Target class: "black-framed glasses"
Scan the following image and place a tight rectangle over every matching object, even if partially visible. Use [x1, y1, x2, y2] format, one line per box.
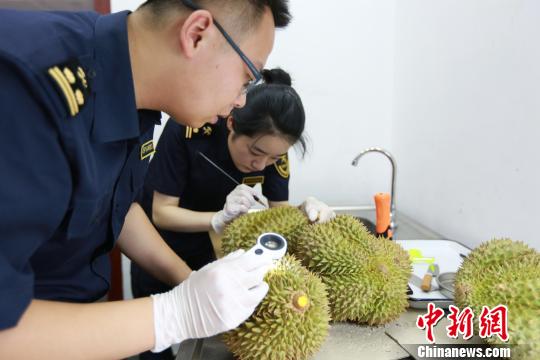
[180, 0, 264, 94]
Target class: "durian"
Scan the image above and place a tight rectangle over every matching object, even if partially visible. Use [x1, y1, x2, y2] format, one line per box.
[296, 215, 412, 325]
[223, 254, 330, 360]
[454, 238, 540, 359]
[222, 206, 309, 254]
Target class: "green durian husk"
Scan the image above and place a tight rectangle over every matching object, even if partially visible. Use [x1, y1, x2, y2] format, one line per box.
[223, 255, 331, 360]
[296, 215, 412, 325]
[455, 238, 536, 304]
[455, 238, 540, 360]
[294, 215, 372, 275]
[222, 206, 309, 254]
[508, 306, 540, 360]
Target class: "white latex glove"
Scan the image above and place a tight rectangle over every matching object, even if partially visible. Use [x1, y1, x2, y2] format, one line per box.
[300, 196, 336, 223]
[211, 184, 257, 234]
[151, 249, 271, 352]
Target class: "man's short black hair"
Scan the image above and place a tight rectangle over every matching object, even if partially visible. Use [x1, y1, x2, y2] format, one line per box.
[139, 0, 291, 31]
[250, 0, 291, 28]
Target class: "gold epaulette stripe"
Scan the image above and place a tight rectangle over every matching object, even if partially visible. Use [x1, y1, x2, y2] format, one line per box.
[48, 66, 79, 116]
[242, 176, 265, 186]
[185, 126, 193, 138]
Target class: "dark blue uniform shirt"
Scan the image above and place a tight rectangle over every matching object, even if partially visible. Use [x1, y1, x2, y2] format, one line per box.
[0, 9, 160, 329]
[131, 119, 289, 295]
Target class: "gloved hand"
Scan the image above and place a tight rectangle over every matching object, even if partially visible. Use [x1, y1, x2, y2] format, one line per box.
[151, 249, 271, 352]
[299, 196, 336, 223]
[211, 184, 257, 234]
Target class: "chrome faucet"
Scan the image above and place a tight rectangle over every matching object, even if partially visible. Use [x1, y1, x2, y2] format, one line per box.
[351, 147, 397, 230]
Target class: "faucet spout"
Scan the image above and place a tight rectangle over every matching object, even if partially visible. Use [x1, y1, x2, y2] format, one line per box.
[351, 147, 397, 230]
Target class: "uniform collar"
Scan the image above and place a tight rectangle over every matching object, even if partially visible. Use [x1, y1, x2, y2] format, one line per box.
[215, 119, 234, 164]
[92, 11, 160, 142]
[215, 120, 260, 179]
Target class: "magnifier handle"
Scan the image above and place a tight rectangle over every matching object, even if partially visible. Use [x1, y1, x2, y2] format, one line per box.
[245, 244, 278, 262]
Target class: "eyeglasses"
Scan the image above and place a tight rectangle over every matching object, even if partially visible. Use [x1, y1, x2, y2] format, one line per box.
[180, 0, 264, 94]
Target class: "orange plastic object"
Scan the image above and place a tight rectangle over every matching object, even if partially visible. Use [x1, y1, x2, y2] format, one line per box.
[375, 192, 392, 238]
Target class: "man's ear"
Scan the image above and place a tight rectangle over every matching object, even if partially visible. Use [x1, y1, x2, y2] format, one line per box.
[178, 10, 213, 58]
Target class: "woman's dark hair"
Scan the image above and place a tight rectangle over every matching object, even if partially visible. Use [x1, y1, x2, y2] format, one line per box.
[230, 68, 307, 157]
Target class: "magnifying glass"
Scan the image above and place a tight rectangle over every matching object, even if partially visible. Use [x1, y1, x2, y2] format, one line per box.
[246, 232, 288, 261]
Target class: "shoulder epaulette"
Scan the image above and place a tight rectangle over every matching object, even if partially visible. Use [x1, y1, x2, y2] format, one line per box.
[274, 154, 290, 178]
[46, 60, 89, 117]
[242, 176, 265, 186]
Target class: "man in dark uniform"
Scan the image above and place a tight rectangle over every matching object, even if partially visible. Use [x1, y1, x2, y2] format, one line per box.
[0, 0, 291, 358]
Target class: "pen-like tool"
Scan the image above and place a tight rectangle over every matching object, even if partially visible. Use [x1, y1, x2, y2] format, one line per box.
[198, 151, 268, 208]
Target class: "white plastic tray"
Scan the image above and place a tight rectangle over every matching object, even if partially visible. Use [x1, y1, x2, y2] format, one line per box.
[395, 239, 471, 308]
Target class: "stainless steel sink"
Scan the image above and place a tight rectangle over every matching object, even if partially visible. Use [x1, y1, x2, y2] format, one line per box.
[331, 206, 443, 240]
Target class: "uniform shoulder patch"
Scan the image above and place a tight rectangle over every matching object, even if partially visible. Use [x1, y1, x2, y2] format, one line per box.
[185, 125, 214, 139]
[242, 176, 265, 186]
[274, 154, 290, 178]
[140, 140, 155, 160]
[46, 60, 90, 117]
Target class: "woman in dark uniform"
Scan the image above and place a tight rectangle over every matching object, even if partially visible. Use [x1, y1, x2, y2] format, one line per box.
[131, 69, 334, 359]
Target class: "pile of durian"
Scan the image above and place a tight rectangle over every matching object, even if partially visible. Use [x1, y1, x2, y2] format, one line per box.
[221, 206, 412, 360]
[221, 207, 538, 360]
[454, 238, 540, 360]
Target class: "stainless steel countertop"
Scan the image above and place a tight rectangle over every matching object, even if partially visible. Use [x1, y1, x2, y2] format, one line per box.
[176, 209, 446, 360]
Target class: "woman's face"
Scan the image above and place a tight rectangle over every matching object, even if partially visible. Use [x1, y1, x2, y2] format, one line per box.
[227, 117, 292, 173]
